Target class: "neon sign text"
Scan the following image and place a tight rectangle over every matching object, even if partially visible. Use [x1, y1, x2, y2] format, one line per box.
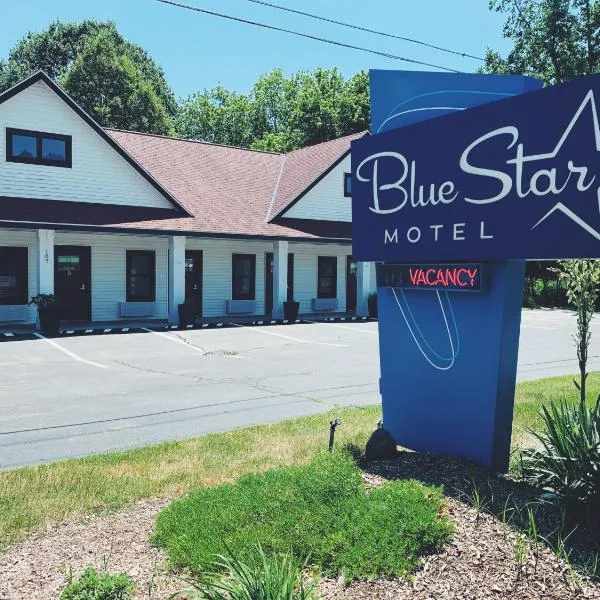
[377, 264, 483, 292]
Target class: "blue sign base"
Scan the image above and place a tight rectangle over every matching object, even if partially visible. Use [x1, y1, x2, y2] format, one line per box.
[377, 260, 525, 472]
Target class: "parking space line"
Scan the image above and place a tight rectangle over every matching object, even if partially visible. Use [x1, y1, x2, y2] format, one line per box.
[141, 328, 242, 358]
[33, 333, 107, 369]
[231, 323, 347, 347]
[303, 319, 378, 335]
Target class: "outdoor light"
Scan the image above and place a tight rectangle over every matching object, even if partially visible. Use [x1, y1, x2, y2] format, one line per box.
[328, 417, 341, 451]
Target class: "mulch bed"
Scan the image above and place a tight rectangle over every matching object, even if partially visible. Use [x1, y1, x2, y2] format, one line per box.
[1, 451, 599, 599]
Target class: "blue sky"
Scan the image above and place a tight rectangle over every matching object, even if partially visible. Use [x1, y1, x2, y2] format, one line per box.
[0, 0, 512, 99]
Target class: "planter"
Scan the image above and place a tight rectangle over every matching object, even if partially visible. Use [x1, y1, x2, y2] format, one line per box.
[283, 300, 300, 322]
[178, 303, 195, 327]
[38, 306, 61, 336]
[368, 295, 378, 319]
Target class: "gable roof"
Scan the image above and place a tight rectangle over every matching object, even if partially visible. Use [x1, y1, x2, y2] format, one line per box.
[0, 71, 365, 241]
[107, 129, 362, 240]
[268, 131, 366, 221]
[0, 70, 191, 217]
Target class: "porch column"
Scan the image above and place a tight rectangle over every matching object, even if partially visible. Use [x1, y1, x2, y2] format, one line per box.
[168, 235, 186, 324]
[37, 229, 55, 295]
[272, 240, 289, 319]
[356, 261, 372, 316]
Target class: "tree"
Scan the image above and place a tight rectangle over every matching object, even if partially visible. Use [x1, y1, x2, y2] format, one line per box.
[176, 67, 369, 151]
[485, 0, 600, 84]
[0, 20, 176, 134]
[61, 28, 174, 135]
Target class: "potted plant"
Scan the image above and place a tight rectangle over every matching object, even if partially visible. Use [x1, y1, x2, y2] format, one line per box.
[178, 297, 195, 327]
[368, 292, 378, 319]
[283, 299, 300, 321]
[29, 294, 60, 335]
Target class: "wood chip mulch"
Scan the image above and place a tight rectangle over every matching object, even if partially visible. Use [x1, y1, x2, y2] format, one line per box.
[1, 451, 599, 599]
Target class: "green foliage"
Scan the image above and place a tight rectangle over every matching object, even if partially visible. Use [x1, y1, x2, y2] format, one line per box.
[176, 67, 369, 151]
[60, 567, 134, 600]
[522, 396, 600, 523]
[61, 28, 173, 135]
[154, 451, 452, 580]
[485, 0, 600, 84]
[0, 20, 175, 133]
[173, 545, 316, 600]
[551, 260, 600, 402]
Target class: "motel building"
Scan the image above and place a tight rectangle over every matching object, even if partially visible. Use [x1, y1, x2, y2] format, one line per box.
[0, 71, 377, 330]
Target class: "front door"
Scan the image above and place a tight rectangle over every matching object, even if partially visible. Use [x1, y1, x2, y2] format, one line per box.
[185, 250, 203, 318]
[265, 252, 273, 315]
[346, 256, 357, 313]
[54, 246, 91, 321]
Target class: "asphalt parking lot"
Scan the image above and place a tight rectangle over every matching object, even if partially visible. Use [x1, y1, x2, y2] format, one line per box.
[1, 310, 599, 469]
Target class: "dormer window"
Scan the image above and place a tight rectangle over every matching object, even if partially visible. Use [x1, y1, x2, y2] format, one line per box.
[6, 128, 72, 168]
[344, 172, 352, 197]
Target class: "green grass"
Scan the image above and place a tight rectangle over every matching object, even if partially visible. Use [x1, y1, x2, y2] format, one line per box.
[1, 372, 599, 549]
[153, 451, 453, 580]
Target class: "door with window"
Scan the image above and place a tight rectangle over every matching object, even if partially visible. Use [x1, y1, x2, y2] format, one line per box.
[185, 250, 203, 318]
[54, 246, 91, 321]
[346, 256, 357, 313]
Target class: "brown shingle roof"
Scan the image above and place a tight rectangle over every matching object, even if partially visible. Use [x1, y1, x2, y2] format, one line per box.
[268, 131, 365, 220]
[106, 129, 364, 240]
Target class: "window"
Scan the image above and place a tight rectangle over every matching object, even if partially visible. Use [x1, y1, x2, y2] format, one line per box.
[126, 251, 155, 302]
[6, 128, 72, 168]
[232, 254, 256, 300]
[344, 172, 352, 197]
[0, 247, 28, 305]
[318, 256, 337, 299]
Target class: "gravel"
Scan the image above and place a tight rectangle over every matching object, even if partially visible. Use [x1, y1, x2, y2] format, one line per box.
[1, 451, 599, 600]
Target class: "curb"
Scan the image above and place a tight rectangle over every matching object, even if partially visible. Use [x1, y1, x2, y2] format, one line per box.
[1, 316, 375, 340]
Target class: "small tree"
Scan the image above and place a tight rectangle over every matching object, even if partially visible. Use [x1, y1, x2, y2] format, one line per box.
[551, 259, 600, 404]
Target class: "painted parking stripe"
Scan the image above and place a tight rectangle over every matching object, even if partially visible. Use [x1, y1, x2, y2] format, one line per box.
[141, 328, 242, 358]
[231, 323, 347, 347]
[303, 319, 378, 335]
[33, 333, 107, 369]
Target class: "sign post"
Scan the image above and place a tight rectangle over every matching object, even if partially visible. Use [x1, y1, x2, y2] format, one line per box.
[349, 70, 600, 471]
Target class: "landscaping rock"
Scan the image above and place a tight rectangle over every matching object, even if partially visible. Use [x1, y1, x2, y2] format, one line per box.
[365, 427, 397, 460]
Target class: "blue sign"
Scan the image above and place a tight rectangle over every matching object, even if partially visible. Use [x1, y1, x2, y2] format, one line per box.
[353, 74, 600, 261]
[359, 70, 545, 472]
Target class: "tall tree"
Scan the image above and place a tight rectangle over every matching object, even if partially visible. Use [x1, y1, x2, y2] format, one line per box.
[485, 0, 600, 84]
[176, 67, 369, 152]
[0, 20, 176, 134]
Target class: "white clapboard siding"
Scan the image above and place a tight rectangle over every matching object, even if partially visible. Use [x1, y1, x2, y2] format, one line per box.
[54, 231, 169, 321]
[282, 155, 351, 222]
[0, 81, 172, 210]
[186, 238, 272, 317]
[0, 228, 37, 323]
[289, 243, 351, 314]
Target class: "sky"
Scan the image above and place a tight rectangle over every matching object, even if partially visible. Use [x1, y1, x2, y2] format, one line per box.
[0, 0, 513, 99]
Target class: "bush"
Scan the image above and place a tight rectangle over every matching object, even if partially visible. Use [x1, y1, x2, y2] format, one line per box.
[175, 545, 317, 600]
[522, 396, 600, 527]
[154, 451, 452, 580]
[60, 567, 134, 600]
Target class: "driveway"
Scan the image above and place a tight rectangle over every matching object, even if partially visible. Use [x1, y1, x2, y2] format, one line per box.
[0, 310, 598, 469]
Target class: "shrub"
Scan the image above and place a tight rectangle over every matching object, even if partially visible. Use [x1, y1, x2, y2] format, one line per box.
[522, 396, 600, 527]
[154, 451, 452, 580]
[60, 567, 134, 600]
[175, 545, 317, 600]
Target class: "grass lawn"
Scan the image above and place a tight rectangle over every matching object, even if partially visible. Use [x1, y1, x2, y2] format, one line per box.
[154, 451, 453, 580]
[1, 372, 599, 549]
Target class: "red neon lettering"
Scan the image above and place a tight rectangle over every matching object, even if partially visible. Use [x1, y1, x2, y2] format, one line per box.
[409, 269, 419, 285]
[456, 268, 470, 287]
[426, 269, 437, 285]
[467, 268, 478, 287]
[446, 268, 457, 286]
[416, 270, 427, 285]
